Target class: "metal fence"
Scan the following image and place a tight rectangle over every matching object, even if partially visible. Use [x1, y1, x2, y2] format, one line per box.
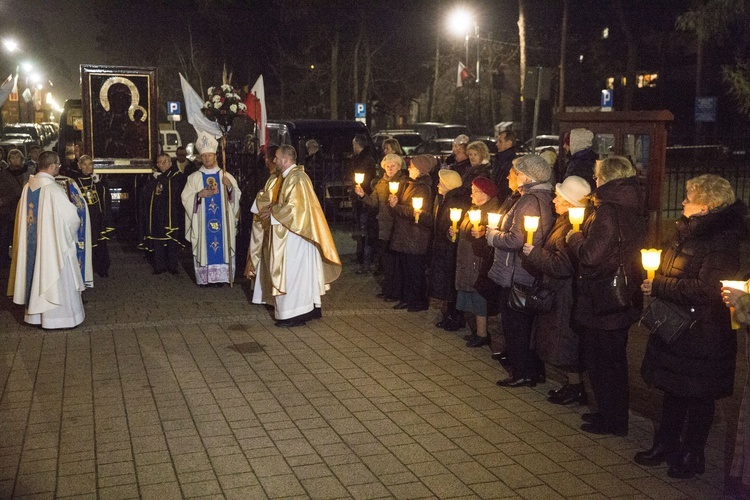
[662, 145, 750, 219]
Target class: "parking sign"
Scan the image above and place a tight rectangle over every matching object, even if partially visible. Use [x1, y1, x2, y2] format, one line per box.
[601, 90, 613, 111]
[167, 101, 181, 115]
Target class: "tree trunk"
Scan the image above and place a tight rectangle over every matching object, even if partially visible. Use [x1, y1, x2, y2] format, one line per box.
[558, 0, 569, 114]
[518, 0, 527, 139]
[430, 34, 440, 121]
[330, 31, 339, 120]
[361, 33, 371, 103]
[353, 33, 361, 105]
[614, 0, 637, 111]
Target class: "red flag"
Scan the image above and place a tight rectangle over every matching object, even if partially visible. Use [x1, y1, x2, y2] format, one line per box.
[9, 74, 18, 102]
[457, 62, 473, 88]
[244, 75, 267, 151]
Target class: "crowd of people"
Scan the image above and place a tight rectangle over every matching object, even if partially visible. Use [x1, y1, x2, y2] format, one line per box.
[1, 126, 748, 489]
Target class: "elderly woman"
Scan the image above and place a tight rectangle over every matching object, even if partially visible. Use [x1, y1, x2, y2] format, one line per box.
[566, 156, 646, 436]
[452, 177, 502, 347]
[447, 134, 471, 177]
[462, 140, 493, 186]
[355, 153, 407, 301]
[723, 282, 750, 494]
[388, 155, 434, 312]
[430, 169, 471, 330]
[636, 175, 745, 478]
[522, 175, 591, 405]
[486, 154, 555, 387]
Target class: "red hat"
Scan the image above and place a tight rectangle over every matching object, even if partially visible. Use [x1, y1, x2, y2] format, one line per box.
[472, 176, 498, 198]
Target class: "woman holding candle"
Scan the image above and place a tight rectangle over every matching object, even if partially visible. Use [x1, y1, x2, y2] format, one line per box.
[355, 154, 407, 301]
[388, 155, 435, 312]
[565, 156, 645, 436]
[521, 176, 591, 404]
[462, 141, 494, 187]
[485, 155, 555, 387]
[637, 174, 745, 478]
[453, 177, 502, 346]
[722, 281, 750, 494]
[429, 169, 472, 330]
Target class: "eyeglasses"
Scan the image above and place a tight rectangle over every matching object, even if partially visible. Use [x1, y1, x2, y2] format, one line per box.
[592, 175, 599, 181]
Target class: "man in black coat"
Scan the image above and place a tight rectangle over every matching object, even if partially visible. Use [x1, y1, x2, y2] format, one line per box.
[491, 129, 517, 203]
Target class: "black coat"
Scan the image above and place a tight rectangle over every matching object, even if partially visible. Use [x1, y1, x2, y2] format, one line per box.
[389, 174, 434, 255]
[567, 177, 647, 330]
[429, 186, 472, 301]
[641, 201, 746, 399]
[491, 146, 517, 202]
[70, 172, 114, 244]
[564, 148, 597, 190]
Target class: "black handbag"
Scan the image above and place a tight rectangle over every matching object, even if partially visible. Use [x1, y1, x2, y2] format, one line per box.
[639, 298, 696, 344]
[508, 281, 554, 314]
[588, 211, 632, 316]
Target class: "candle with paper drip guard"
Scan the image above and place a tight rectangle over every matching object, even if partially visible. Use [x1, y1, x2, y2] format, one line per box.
[487, 212, 501, 229]
[524, 216, 539, 245]
[389, 181, 399, 195]
[449, 208, 462, 242]
[641, 248, 662, 280]
[468, 210, 482, 231]
[568, 207, 585, 232]
[412, 197, 423, 223]
[721, 280, 747, 330]
[354, 172, 365, 188]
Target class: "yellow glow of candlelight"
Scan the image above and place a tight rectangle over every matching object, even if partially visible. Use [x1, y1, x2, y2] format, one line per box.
[354, 172, 365, 186]
[412, 197, 423, 211]
[449, 208, 462, 223]
[524, 215, 539, 245]
[721, 280, 747, 330]
[641, 248, 662, 280]
[568, 207, 585, 232]
[389, 181, 399, 195]
[487, 212, 501, 229]
[468, 209, 482, 229]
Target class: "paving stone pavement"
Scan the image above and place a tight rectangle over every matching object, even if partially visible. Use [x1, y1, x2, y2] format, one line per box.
[0, 240, 745, 499]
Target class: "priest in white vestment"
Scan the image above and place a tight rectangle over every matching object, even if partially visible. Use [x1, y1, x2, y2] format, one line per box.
[7, 151, 88, 329]
[253, 145, 341, 327]
[181, 132, 241, 286]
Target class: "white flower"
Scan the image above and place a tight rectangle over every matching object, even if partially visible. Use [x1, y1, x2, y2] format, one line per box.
[208, 86, 215, 94]
[204, 101, 212, 107]
[222, 84, 232, 92]
[230, 104, 237, 113]
[238, 103, 247, 111]
[214, 100, 222, 109]
[212, 95, 221, 103]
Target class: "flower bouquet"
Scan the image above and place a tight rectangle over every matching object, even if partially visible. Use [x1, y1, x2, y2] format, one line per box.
[202, 84, 247, 133]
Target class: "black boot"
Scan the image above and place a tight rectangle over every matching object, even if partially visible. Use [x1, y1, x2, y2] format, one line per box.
[634, 442, 678, 467]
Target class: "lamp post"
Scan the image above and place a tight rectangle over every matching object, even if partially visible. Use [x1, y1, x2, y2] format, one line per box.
[448, 8, 478, 125]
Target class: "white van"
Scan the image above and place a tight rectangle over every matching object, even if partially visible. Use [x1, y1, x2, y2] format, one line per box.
[159, 129, 182, 157]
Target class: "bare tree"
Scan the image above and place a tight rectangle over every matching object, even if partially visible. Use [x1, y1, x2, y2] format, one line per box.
[330, 31, 340, 119]
[614, 0, 637, 110]
[557, 0, 569, 114]
[518, 0, 527, 138]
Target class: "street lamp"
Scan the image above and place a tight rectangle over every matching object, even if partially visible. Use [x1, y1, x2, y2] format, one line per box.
[2, 39, 18, 53]
[447, 8, 478, 84]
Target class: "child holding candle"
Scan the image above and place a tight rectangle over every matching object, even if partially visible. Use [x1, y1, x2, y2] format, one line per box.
[388, 155, 435, 312]
[453, 177, 501, 347]
[485, 155, 555, 387]
[429, 169, 471, 330]
[637, 174, 746, 478]
[520, 175, 591, 405]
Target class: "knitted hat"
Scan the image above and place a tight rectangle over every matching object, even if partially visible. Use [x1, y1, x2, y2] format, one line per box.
[196, 131, 219, 154]
[514, 154, 552, 183]
[410, 155, 434, 175]
[555, 175, 591, 207]
[540, 149, 557, 167]
[438, 169, 462, 191]
[453, 134, 470, 145]
[569, 128, 594, 155]
[472, 176, 498, 198]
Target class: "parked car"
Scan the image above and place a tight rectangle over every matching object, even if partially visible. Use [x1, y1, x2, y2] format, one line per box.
[411, 122, 471, 142]
[372, 129, 422, 155]
[3, 123, 43, 146]
[471, 136, 499, 155]
[522, 134, 559, 154]
[0, 135, 35, 159]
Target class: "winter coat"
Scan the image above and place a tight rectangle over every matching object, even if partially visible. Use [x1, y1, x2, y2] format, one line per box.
[429, 186, 472, 301]
[491, 146, 517, 202]
[449, 158, 471, 178]
[461, 162, 493, 189]
[641, 201, 746, 399]
[361, 170, 406, 241]
[567, 176, 647, 330]
[389, 174, 434, 255]
[487, 182, 555, 288]
[0, 166, 28, 216]
[524, 209, 591, 367]
[454, 197, 502, 293]
[564, 148, 597, 190]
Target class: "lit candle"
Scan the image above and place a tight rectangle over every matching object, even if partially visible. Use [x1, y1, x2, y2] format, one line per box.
[487, 212, 501, 229]
[721, 280, 747, 330]
[389, 181, 399, 195]
[468, 209, 482, 231]
[640, 248, 662, 280]
[412, 197, 423, 223]
[449, 208, 462, 242]
[354, 172, 365, 188]
[568, 207, 585, 232]
[524, 216, 539, 245]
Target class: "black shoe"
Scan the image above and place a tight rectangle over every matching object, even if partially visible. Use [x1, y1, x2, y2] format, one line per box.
[304, 307, 322, 320]
[274, 318, 307, 327]
[581, 412, 604, 424]
[376, 292, 386, 299]
[393, 302, 409, 310]
[384, 297, 397, 303]
[547, 383, 585, 405]
[435, 319, 448, 329]
[466, 335, 490, 348]
[496, 377, 536, 388]
[443, 318, 465, 331]
[580, 422, 628, 437]
[667, 451, 705, 479]
[634, 443, 678, 467]
[491, 351, 508, 361]
[464, 333, 478, 342]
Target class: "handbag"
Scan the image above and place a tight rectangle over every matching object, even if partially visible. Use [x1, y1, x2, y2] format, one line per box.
[639, 298, 696, 344]
[587, 211, 632, 316]
[508, 281, 554, 314]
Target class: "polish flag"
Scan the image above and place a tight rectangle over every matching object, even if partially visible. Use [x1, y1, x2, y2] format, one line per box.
[245, 75, 267, 152]
[457, 62, 472, 88]
[9, 74, 18, 102]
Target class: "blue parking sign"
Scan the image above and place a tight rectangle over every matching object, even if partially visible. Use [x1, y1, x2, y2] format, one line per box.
[355, 103, 366, 118]
[167, 101, 181, 115]
[601, 90, 613, 111]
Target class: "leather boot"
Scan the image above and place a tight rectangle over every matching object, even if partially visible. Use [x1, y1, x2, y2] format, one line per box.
[634, 443, 678, 466]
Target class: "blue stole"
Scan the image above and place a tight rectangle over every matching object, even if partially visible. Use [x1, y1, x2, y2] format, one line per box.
[68, 183, 87, 281]
[202, 172, 224, 265]
[25, 188, 41, 307]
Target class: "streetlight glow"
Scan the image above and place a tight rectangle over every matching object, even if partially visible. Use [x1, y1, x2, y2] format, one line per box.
[447, 7, 473, 36]
[3, 39, 18, 52]
[21, 61, 33, 72]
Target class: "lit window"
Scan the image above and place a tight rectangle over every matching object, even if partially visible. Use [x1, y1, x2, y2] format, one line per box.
[606, 77, 614, 90]
[621, 76, 627, 86]
[579, 54, 584, 63]
[602, 27, 609, 39]
[636, 72, 658, 88]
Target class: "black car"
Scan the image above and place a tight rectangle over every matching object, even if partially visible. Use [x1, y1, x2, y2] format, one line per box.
[3, 123, 42, 146]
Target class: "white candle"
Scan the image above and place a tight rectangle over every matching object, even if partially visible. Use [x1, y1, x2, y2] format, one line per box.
[524, 216, 539, 244]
